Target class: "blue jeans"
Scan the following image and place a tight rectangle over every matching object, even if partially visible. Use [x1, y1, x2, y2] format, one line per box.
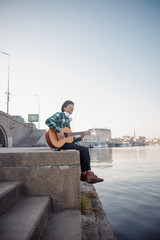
[60, 143, 91, 172]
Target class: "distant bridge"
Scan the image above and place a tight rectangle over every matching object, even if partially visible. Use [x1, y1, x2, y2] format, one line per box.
[0, 110, 47, 147]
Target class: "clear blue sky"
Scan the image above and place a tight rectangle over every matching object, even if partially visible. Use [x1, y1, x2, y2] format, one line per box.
[0, 0, 160, 138]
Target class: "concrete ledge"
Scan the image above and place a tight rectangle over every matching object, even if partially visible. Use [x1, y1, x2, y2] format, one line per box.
[0, 149, 80, 210]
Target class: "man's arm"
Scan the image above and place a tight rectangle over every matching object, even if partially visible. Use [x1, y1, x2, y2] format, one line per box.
[73, 132, 86, 143]
[45, 112, 62, 133]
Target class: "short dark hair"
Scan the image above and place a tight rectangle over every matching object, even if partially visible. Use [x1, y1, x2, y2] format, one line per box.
[61, 100, 74, 112]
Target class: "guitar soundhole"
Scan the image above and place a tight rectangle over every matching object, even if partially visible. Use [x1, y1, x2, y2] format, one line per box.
[64, 132, 68, 138]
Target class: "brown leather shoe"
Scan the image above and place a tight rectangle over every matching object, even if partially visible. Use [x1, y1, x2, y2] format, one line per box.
[81, 173, 87, 181]
[85, 171, 104, 184]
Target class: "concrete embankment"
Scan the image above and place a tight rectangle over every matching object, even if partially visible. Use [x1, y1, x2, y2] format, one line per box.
[81, 182, 116, 240]
[0, 148, 115, 240]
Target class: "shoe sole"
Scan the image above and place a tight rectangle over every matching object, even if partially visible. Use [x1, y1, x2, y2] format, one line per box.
[86, 178, 104, 184]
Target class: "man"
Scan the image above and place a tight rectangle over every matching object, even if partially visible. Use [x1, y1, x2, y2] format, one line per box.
[45, 100, 104, 184]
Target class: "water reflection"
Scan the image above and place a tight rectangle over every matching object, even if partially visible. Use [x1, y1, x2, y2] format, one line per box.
[89, 148, 113, 167]
[90, 146, 160, 240]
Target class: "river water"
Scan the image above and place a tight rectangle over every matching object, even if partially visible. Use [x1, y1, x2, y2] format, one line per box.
[90, 145, 160, 240]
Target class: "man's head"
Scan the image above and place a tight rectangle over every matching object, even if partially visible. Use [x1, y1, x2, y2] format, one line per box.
[61, 100, 74, 114]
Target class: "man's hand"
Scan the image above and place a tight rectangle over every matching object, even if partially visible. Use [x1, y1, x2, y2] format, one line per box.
[57, 131, 64, 140]
[81, 132, 86, 139]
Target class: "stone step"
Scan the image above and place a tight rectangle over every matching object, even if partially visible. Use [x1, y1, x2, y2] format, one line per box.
[0, 181, 23, 216]
[0, 196, 52, 240]
[41, 210, 81, 240]
[17, 130, 46, 147]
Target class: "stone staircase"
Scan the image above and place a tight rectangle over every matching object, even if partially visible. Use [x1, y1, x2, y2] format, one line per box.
[17, 130, 47, 147]
[0, 181, 81, 240]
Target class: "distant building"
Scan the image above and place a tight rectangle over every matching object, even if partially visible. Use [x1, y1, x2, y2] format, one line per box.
[136, 136, 146, 144]
[84, 128, 111, 143]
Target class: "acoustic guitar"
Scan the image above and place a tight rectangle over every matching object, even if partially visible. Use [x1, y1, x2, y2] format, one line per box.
[45, 127, 90, 148]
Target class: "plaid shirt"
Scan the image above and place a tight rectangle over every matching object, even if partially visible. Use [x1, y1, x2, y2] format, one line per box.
[45, 112, 81, 142]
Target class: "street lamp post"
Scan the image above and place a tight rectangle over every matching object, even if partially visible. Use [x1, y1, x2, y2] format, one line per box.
[35, 94, 40, 129]
[0, 50, 11, 114]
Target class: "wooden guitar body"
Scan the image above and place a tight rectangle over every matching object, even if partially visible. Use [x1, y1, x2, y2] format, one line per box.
[45, 127, 90, 149]
[45, 127, 74, 148]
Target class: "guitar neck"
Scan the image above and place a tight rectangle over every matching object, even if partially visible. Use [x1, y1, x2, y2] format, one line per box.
[68, 131, 87, 137]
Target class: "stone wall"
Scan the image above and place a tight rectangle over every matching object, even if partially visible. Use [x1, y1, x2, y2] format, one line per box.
[0, 110, 35, 147]
[0, 149, 80, 210]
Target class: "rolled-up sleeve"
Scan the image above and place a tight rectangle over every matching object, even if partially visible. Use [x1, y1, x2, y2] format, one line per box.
[73, 136, 82, 143]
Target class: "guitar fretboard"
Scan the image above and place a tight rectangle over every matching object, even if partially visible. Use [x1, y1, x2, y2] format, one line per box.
[67, 131, 89, 137]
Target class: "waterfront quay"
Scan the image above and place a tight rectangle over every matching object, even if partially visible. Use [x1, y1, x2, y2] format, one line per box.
[82, 129, 160, 148]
